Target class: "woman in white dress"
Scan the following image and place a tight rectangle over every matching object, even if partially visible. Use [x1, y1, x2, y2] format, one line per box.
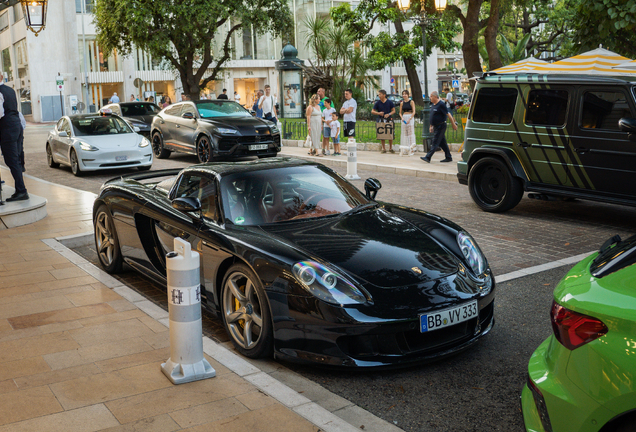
[306, 95, 323, 156]
[399, 90, 417, 156]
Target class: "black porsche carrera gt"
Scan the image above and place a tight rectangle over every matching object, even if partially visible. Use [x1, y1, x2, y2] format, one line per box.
[93, 158, 494, 367]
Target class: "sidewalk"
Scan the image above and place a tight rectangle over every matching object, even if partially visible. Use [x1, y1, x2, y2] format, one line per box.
[0, 167, 401, 432]
[279, 144, 460, 181]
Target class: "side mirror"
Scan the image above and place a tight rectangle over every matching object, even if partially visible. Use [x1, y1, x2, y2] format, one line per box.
[364, 178, 382, 200]
[133, 126, 140, 132]
[618, 117, 636, 134]
[172, 197, 201, 213]
[59, 130, 68, 137]
[182, 112, 195, 120]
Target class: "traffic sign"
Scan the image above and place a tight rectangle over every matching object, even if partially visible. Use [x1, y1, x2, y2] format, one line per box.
[390, 76, 395, 85]
[452, 79, 460, 88]
[56, 78, 64, 92]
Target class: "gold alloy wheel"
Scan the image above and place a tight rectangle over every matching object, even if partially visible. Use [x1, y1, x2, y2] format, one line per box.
[95, 210, 116, 266]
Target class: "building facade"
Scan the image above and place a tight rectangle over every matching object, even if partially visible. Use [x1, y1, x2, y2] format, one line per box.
[0, 0, 465, 122]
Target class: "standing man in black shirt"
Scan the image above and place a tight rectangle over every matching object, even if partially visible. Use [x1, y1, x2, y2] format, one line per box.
[217, 89, 229, 99]
[0, 82, 28, 201]
[421, 91, 457, 163]
[371, 90, 396, 154]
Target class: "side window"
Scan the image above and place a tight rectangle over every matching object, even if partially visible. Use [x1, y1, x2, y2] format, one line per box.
[581, 91, 631, 130]
[165, 104, 183, 117]
[175, 174, 219, 221]
[182, 103, 196, 117]
[472, 88, 518, 124]
[61, 119, 71, 135]
[525, 90, 569, 127]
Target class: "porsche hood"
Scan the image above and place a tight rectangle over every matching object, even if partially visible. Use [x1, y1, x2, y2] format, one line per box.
[260, 206, 461, 288]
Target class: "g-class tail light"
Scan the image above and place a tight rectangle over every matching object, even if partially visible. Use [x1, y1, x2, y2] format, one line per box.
[550, 301, 608, 350]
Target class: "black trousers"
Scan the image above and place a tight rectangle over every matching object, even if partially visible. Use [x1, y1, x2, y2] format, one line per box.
[424, 122, 452, 160]
[0, 132, 27, 194]
[18, 128, 24, 168]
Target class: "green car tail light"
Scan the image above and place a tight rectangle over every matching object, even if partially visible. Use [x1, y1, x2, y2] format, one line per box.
[527, 375, 553, 432]
[550, 301, 608, 350]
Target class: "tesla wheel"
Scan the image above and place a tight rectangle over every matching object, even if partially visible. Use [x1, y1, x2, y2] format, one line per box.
[94, 204, 123, 274]
[152, 132, 171, 159]
[70, 149, 83, 176]
[221, 263, 273, 358]
[468, 157, 523, 213]
[46, 143, 59, 168]
[196, 136, 214, 163]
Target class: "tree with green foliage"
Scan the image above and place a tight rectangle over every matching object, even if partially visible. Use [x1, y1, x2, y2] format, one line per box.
[299, 17, 377, 108]
[93, 0, 293, 100]
[331, 0, 460, 106]
[563, 0, 636, 57]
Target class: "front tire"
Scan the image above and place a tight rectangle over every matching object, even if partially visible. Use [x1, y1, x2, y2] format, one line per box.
[70, 149, 83, 176]
[46, 143, 60, 168]
[152, 132, 171, 159]
[468, 157, 523, 213]
[93, 204, 123, 274]
[221, 263, 273, 358]
[196, 135, 214, 163]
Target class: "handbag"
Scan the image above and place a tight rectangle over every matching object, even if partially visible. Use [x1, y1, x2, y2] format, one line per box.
[304, 135, 312, 148]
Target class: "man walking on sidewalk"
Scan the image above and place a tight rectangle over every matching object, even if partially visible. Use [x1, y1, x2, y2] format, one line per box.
[421, 91, 457, 163]
[0, 82, 28, 201]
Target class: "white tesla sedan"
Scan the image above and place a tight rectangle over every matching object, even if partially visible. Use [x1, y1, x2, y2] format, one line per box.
[46, 113, 153, 176]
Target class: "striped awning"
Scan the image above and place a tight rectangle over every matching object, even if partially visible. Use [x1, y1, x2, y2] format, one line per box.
[491, 58, 548, 74]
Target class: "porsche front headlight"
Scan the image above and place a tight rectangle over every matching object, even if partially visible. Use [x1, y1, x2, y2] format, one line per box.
[457, 231, 486, 276]
[292, 261, 371, 305]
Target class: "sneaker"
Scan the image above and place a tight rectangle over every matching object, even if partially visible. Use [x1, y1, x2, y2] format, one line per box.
[389, 149, 395, 154]
[440, 158, 453, 163]
[420, 157, 431, 163]
[325, 151, 331, 156]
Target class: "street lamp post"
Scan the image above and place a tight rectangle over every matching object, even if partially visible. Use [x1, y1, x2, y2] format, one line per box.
[397, 0, 447, 149]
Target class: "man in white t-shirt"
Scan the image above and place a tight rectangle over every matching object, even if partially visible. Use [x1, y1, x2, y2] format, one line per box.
[258, 85, 277, 121]
[234, 91, 241, 103]
[339, 88, 357, 137]
[321, 98, 336, 155]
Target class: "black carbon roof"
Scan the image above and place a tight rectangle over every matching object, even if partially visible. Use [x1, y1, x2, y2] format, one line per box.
[180, 157, 318, 177]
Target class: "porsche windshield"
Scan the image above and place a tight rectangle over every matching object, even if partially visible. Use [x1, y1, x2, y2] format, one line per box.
[71, 116, 133, 136]
[196, 101, 251, 118]
[220, 165, 370, 225]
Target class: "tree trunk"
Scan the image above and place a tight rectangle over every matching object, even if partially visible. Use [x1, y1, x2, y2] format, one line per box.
[484, 0, 502, 70]
[460, 0, 484, 90]
[394, 18, 424, 106]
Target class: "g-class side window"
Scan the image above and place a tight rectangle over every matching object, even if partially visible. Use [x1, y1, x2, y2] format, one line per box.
[581, 91, 631, 130]
[525, 90, 569, 127]
[471, 88, 517, 124]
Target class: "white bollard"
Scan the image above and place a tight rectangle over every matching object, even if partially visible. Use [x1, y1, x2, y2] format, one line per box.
[161, 237, 216, 385]
[345, 138, 361, 180]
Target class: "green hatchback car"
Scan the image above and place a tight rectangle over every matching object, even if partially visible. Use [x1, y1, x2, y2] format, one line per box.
[522, 234, 636, 432]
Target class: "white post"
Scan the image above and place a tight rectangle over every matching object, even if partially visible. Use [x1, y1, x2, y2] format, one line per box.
[161, 238, 216, 385]
[345, 138, 360, 180]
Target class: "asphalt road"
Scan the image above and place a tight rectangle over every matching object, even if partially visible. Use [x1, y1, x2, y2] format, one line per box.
[17, 125, 636, 431]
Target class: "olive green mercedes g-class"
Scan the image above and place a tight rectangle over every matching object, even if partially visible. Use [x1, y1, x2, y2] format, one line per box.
[458, 74, 636, 212]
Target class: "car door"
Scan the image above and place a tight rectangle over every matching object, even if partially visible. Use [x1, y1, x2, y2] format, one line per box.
[160, 104, 183, 146]
[57, 118, 73, 163]
[50, 118, 66, 158]
[515, 87, 573, 187]
[569, 86, 636, 198]
[173, 103, 199, 151]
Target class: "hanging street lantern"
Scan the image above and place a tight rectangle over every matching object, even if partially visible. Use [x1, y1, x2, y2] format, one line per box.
[435, 0, 447, 12]
[20, 0, 48, 36]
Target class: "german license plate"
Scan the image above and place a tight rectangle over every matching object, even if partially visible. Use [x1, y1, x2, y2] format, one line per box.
[420, 300, 478, 333]
[249, 144, 268, 151]
[115, 155, 127, 161]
